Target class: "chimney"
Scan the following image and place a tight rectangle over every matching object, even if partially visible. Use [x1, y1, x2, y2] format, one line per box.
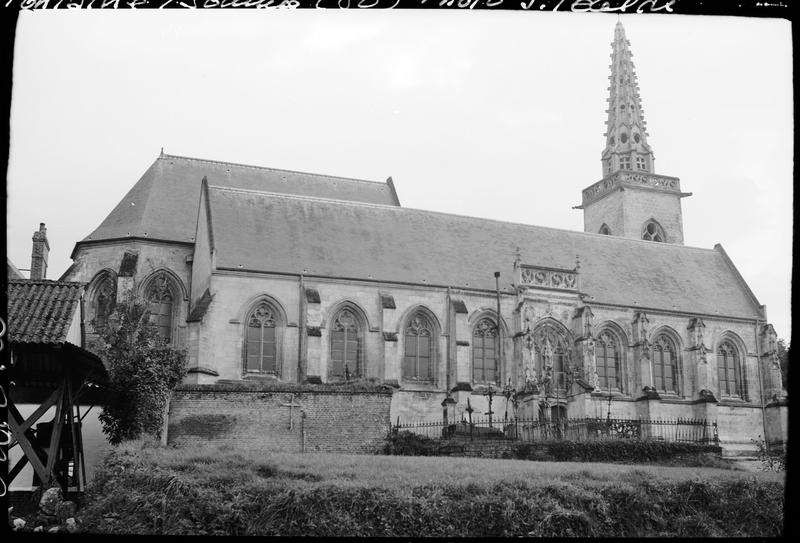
[30, 222, 49, 280]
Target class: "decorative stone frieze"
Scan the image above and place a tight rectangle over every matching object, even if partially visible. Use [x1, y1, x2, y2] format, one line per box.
[518, 265, 578, 291]
[581, 170, 682, 207]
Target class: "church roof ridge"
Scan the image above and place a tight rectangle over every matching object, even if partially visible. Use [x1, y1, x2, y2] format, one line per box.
[160, 152, 389, 187]
[207, 183, 719, 254]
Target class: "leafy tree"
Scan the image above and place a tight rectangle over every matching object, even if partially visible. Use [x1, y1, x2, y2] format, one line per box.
[777, 339, 789, 391]
[96, 293, 187, 445]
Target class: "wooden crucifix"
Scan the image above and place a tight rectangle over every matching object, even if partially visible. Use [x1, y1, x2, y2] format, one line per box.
[280, 393, 303, 430]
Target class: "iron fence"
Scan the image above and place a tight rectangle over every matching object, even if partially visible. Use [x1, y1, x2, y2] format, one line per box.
[393, 415, 718, 445]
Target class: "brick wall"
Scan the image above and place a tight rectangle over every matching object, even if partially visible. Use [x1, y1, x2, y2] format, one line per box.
[167, 387, 393, 454]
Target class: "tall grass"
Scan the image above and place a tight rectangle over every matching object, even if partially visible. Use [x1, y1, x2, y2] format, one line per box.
[76, 440, 784, 536]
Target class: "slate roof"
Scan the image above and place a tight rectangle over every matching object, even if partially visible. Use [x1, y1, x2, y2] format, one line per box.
[205, 186, 764, 321]
[77, 153, 399, 250]
[7, 280, 84, 344]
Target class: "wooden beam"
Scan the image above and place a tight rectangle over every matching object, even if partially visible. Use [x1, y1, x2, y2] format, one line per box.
[45, 378, 67, 484]
[7, 401, 51, 485]
[8, 455, 30, 484]
[17, 386, 62, 433]
[66, 377, 82, 490]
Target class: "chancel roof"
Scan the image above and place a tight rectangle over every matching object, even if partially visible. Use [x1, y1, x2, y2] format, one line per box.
[205, 186, 764, 321]
[7, 280, 84, 344]
[78, 153, 399, 248]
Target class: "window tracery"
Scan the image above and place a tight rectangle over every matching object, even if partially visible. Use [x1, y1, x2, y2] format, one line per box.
[330, 308, 362, 380]
[642, 220, 665, 242]
[145, 272, 175, 342]
[93, 274, 116, 330]
[596, 330, 622, 392]
[245, 302, 278, 375]
[599, 224, 611, 235]
[718, 341, 743, 399]
[652, 334, 679, 394]
[472, 317, 498, 384]
[403, 313, 434, 382]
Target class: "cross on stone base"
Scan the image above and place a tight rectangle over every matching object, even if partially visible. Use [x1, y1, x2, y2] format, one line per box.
[280, 393, 303, 430]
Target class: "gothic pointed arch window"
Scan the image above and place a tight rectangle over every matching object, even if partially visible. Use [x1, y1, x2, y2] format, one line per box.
[245, 301, 279, 375]
[403, 312, 435, 382]
[718, 341, 744, 399]
[144, 272, 176, 342]
[642, 220, 665, 242]
[596, 330, 623, 392]
[330, 308, 362, 380]
[652, 334, 679, 395]
[472, 317, 498, 384]
[91, 273, 116, 331]
[533, 322, 570, 392]
[599, 224, 612, 235]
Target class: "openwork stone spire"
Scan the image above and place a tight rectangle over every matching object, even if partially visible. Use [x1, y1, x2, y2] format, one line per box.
[601, 21, 654, 176]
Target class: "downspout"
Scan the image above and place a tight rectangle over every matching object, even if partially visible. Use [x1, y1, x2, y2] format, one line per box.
[753, 319, 769, 453]
[445, 286, 452, 392]
[79, 291, 87, 349]
[299, 274, 306, 382]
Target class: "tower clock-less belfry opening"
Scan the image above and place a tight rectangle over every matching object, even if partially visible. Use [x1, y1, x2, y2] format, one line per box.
[60, 21, 787, 454]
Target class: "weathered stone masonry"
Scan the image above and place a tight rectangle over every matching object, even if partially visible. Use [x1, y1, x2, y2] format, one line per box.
[167, 386, 393, 454]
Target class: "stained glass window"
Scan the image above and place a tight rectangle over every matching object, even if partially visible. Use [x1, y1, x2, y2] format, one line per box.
[245, 302, 277, 374]
[472, 318, 498, 384]
[403, 313, 433, 381]
[718, 341, 741, 398]
[330, 308, 361, 380]
[653, 335, 678, 394]
[145, 273, 174, 342]
[596, 330, 622, 392]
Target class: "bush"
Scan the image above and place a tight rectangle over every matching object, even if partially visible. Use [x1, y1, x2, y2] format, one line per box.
[382, 431, 442, 456]
[752, 436, 786, 472]
[96, 294, 188, 444]
[517, 440, 723, 464]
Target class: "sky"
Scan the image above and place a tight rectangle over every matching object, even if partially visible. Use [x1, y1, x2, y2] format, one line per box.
[5, 10, 793, 340]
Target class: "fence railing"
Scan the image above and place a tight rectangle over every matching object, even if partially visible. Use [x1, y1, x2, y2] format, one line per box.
[393, 416, 718, 445]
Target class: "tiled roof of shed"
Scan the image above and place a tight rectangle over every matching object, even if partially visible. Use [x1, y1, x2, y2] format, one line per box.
[7, 280, 84, 344]
[78, 154, 399, 247]
[206, 186, 764, 321]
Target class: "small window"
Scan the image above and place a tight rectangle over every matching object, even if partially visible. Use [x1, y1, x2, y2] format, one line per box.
[636, 156, 646, 170]
[642, 220, 665, 242]
[619, 156, 631, 170]
[620, 133, 629, 144]
[634, 133, 641, 143]
[599, 224, 611, 235]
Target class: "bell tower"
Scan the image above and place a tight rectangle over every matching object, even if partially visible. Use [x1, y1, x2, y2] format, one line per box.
[576, 21, 690, 245]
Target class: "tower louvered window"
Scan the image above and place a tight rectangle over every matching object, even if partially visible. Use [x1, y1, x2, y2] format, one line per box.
[245, 303, 277, 374]
[472, 318, 498, 384]
[403, 313, 434, 382]
[330, 308, 361, 380]
[653, 335, 679, 395]
[642, 221, 665, 242]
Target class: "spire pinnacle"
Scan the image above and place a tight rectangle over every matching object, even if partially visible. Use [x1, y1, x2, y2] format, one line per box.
[601, 21, 654, 177]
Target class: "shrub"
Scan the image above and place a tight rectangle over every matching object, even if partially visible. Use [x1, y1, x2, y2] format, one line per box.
[96, 294, 188, 444]
[752, 436, 786, 472]
[382, 431, 442, 456]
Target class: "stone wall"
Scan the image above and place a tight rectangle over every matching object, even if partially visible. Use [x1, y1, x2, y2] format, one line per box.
[166, 387, 393, 454]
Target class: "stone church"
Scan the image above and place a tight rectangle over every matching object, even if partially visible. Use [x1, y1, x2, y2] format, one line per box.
[59, 22, 787, 450]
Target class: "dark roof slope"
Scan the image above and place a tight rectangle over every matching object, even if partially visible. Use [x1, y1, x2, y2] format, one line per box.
[206, 186, 763, 320]
[78, 153, 399, 247]
[7, 280, 84, 344]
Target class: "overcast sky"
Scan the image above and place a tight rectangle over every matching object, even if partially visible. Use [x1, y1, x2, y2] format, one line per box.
[6, 10, 793, 340]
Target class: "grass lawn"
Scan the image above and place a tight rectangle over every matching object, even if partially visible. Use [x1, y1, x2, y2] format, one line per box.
[71, 440, 784, 537]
